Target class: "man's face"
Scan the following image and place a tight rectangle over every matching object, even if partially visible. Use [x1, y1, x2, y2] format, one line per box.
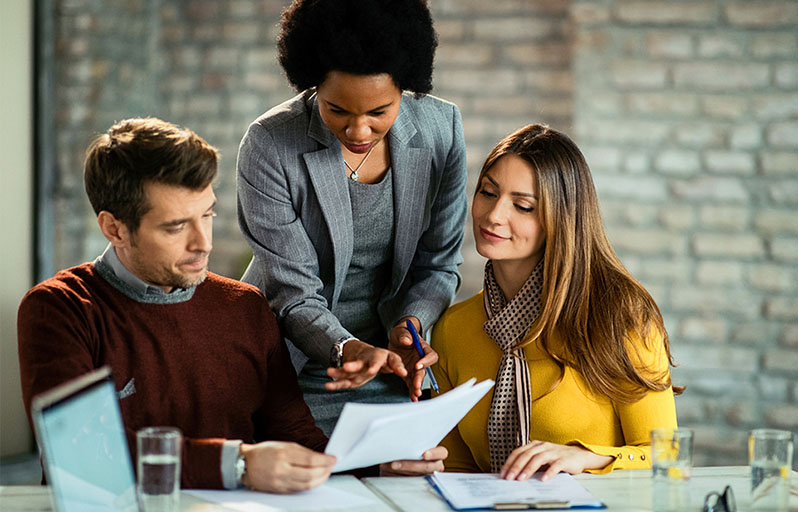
[115, 182, 216, 293]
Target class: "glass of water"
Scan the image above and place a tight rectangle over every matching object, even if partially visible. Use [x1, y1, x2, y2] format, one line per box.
[651, 428, 693, 512]
[749, 428, 793, 511]
[137, 427, 182, 512]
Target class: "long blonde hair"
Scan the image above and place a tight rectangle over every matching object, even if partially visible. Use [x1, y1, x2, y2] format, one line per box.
[477, 124, 682, 403]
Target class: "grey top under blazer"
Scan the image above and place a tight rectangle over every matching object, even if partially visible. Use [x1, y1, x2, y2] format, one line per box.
[237, 90, 467, 370]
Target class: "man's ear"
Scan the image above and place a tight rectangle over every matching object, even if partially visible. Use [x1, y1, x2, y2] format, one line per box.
[97, 211, 131, 248]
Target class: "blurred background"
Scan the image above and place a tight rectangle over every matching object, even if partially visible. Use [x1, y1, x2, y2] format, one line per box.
[2, 0, 796, 481]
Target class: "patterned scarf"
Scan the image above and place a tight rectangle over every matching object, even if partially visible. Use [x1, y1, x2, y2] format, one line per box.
[483, 258, 544, 473]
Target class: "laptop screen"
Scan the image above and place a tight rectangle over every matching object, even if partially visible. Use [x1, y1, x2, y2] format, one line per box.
[31, 367, 138, 512]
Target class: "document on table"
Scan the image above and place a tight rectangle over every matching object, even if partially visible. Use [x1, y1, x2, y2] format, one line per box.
[183, 480, 377, 511]
[428, 472, 606, 510]
[325, 378, 494, 472]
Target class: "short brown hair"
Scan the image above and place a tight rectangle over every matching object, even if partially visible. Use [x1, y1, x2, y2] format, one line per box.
[84, 117, 218, 232]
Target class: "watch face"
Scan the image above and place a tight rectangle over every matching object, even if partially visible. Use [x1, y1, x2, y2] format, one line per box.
[330, 343, 342, 368]
[236, 454, 246, 478]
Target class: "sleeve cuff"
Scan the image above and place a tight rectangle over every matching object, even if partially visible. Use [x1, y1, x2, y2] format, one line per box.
[568, 439, 652, 474]
[221, 440, 243, 489]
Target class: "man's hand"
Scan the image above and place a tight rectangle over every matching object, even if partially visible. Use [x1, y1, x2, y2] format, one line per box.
[379, 446, 448, 476]
[326, 339, 407, 390]
[240, 441, 336, 494]
[387, 317, 439, 401]
[499, 441, 613, 482]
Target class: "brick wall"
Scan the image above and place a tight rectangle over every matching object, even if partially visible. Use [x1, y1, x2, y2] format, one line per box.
[572, 0, 798, 466]
[46, 0, 796, 466]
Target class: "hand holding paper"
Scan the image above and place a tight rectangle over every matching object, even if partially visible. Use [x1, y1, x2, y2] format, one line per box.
[380, 445, 448, 476]
[325, 378, 494, 472]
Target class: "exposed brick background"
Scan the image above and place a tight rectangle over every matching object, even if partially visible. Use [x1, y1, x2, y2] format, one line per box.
[572, 0, 798, 466]
[46, 0, 796, 467]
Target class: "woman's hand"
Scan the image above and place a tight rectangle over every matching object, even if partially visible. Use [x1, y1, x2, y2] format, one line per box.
[388, 317, 439, 401]
[326, 339, 407, 390]
[379, 446, 448, 476]
[500, 441, 613, 482]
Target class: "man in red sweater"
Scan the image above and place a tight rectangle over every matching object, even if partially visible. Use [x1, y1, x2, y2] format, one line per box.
[17, 118, 444, 494]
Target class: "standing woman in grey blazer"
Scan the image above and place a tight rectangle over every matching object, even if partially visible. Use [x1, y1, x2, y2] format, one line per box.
[236, 0, 467, 436]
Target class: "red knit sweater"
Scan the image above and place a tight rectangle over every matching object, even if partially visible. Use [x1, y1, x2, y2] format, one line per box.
[18, 263, 327, 489]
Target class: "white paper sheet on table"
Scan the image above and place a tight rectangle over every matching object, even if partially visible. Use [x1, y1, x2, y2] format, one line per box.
[428, 472, 605, 510]
[184, 481, 377, 511]
[325, 378, 494, 472]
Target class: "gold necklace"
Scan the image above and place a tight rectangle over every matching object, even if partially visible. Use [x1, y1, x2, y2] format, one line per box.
[343, 142, 377, 182]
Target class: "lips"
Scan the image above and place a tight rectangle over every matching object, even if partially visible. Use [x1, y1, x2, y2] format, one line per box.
[180, 257, 207, 271]
[344, 141, 373, 154]
[480, 228, 508, 242]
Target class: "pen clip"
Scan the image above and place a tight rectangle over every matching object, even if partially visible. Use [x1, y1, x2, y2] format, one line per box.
[493, 501, 571, 510]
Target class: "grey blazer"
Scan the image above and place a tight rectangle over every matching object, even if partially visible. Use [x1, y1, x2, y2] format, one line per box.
[237, 90, 467, 370]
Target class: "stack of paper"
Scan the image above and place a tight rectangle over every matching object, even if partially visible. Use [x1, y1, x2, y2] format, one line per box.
[184, 477, 379, 511]
[325, 378, 494, 472]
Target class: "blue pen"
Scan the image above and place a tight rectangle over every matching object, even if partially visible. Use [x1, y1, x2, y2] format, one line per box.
[406, 319, 439, 393]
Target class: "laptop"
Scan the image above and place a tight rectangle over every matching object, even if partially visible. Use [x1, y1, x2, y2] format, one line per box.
[31, 366, 138, 512]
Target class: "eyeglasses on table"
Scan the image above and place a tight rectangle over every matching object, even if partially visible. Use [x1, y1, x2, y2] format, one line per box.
[702, 484, 736, 512]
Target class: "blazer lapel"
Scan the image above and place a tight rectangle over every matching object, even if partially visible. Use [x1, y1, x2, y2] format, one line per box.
[389, 98, 432, 293]
[304, 95, 353, 299]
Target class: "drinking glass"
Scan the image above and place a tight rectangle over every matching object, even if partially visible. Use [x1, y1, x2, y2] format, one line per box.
[137, 427, 182, 512]
[749, 429, 793, 512]
[651, 428, 693, 512]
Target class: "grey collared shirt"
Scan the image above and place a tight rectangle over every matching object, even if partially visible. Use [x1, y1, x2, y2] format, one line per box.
[95, 243, 243, 489]
[97, 244, 174, 296]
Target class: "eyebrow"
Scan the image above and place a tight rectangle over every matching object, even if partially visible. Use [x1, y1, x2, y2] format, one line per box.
[483, 175, 538, 199]
[325, 100, 395, 113]
[157, 200, 217, 228]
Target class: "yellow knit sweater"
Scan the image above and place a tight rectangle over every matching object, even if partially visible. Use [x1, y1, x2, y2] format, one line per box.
[431, 291, 677, 474]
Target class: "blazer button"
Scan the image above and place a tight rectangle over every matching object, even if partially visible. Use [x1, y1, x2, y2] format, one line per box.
[628, 454, 634, 460]
[617, 453, 622, 459]
[641, 454, 646, 461]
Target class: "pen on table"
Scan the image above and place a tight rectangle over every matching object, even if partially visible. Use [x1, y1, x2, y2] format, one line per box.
[405, 319, 439, 393]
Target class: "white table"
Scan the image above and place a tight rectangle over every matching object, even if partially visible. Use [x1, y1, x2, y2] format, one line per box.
[0, 475, 393, 512]
[2, 467, 797, 511]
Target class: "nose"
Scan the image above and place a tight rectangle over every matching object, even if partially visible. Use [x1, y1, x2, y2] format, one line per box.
[485, 199, 511, 224]
[188, 222, 212, 253]
[345, 116, 371, 141]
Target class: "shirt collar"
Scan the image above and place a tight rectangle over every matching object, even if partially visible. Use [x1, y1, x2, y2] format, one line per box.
[96, 243, 181, 296]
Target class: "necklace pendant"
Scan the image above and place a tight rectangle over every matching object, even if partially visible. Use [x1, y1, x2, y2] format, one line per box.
[350, 171, 359, 182]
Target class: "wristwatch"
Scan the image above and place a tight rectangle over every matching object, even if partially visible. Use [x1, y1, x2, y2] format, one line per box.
[330, 337, 353, 368]
[235, 450, 247, 488]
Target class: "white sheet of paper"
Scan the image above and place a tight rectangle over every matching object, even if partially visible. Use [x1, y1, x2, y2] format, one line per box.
[429, 472, 604, 510]
[184, 481, 377, 512]
[325, 378, 494, 472]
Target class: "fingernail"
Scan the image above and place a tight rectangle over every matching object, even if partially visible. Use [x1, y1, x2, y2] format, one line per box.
[392, 462, 401, 469]
[518, 473, 527, 480]
[506, 472, 515, 480]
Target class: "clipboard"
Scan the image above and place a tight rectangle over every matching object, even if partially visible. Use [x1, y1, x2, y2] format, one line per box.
[426, 472, 606, 510]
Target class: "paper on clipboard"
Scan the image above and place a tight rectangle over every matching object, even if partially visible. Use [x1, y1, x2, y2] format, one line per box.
[325, 378, 494, 472]
[428, 472, 605, 510]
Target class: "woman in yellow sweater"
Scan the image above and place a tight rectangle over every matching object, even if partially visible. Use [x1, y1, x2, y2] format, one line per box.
[431, 124, 681, 482]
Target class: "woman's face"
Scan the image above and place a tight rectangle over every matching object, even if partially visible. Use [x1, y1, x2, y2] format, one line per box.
[472, 154, 546, 272]
[316, 71, 402, 154]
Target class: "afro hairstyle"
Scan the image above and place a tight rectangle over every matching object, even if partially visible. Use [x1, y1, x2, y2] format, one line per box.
[277, 0, 438, 94]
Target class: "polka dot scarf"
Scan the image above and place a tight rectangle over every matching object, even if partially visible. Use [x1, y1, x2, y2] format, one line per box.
[482, 258, 544, 473]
